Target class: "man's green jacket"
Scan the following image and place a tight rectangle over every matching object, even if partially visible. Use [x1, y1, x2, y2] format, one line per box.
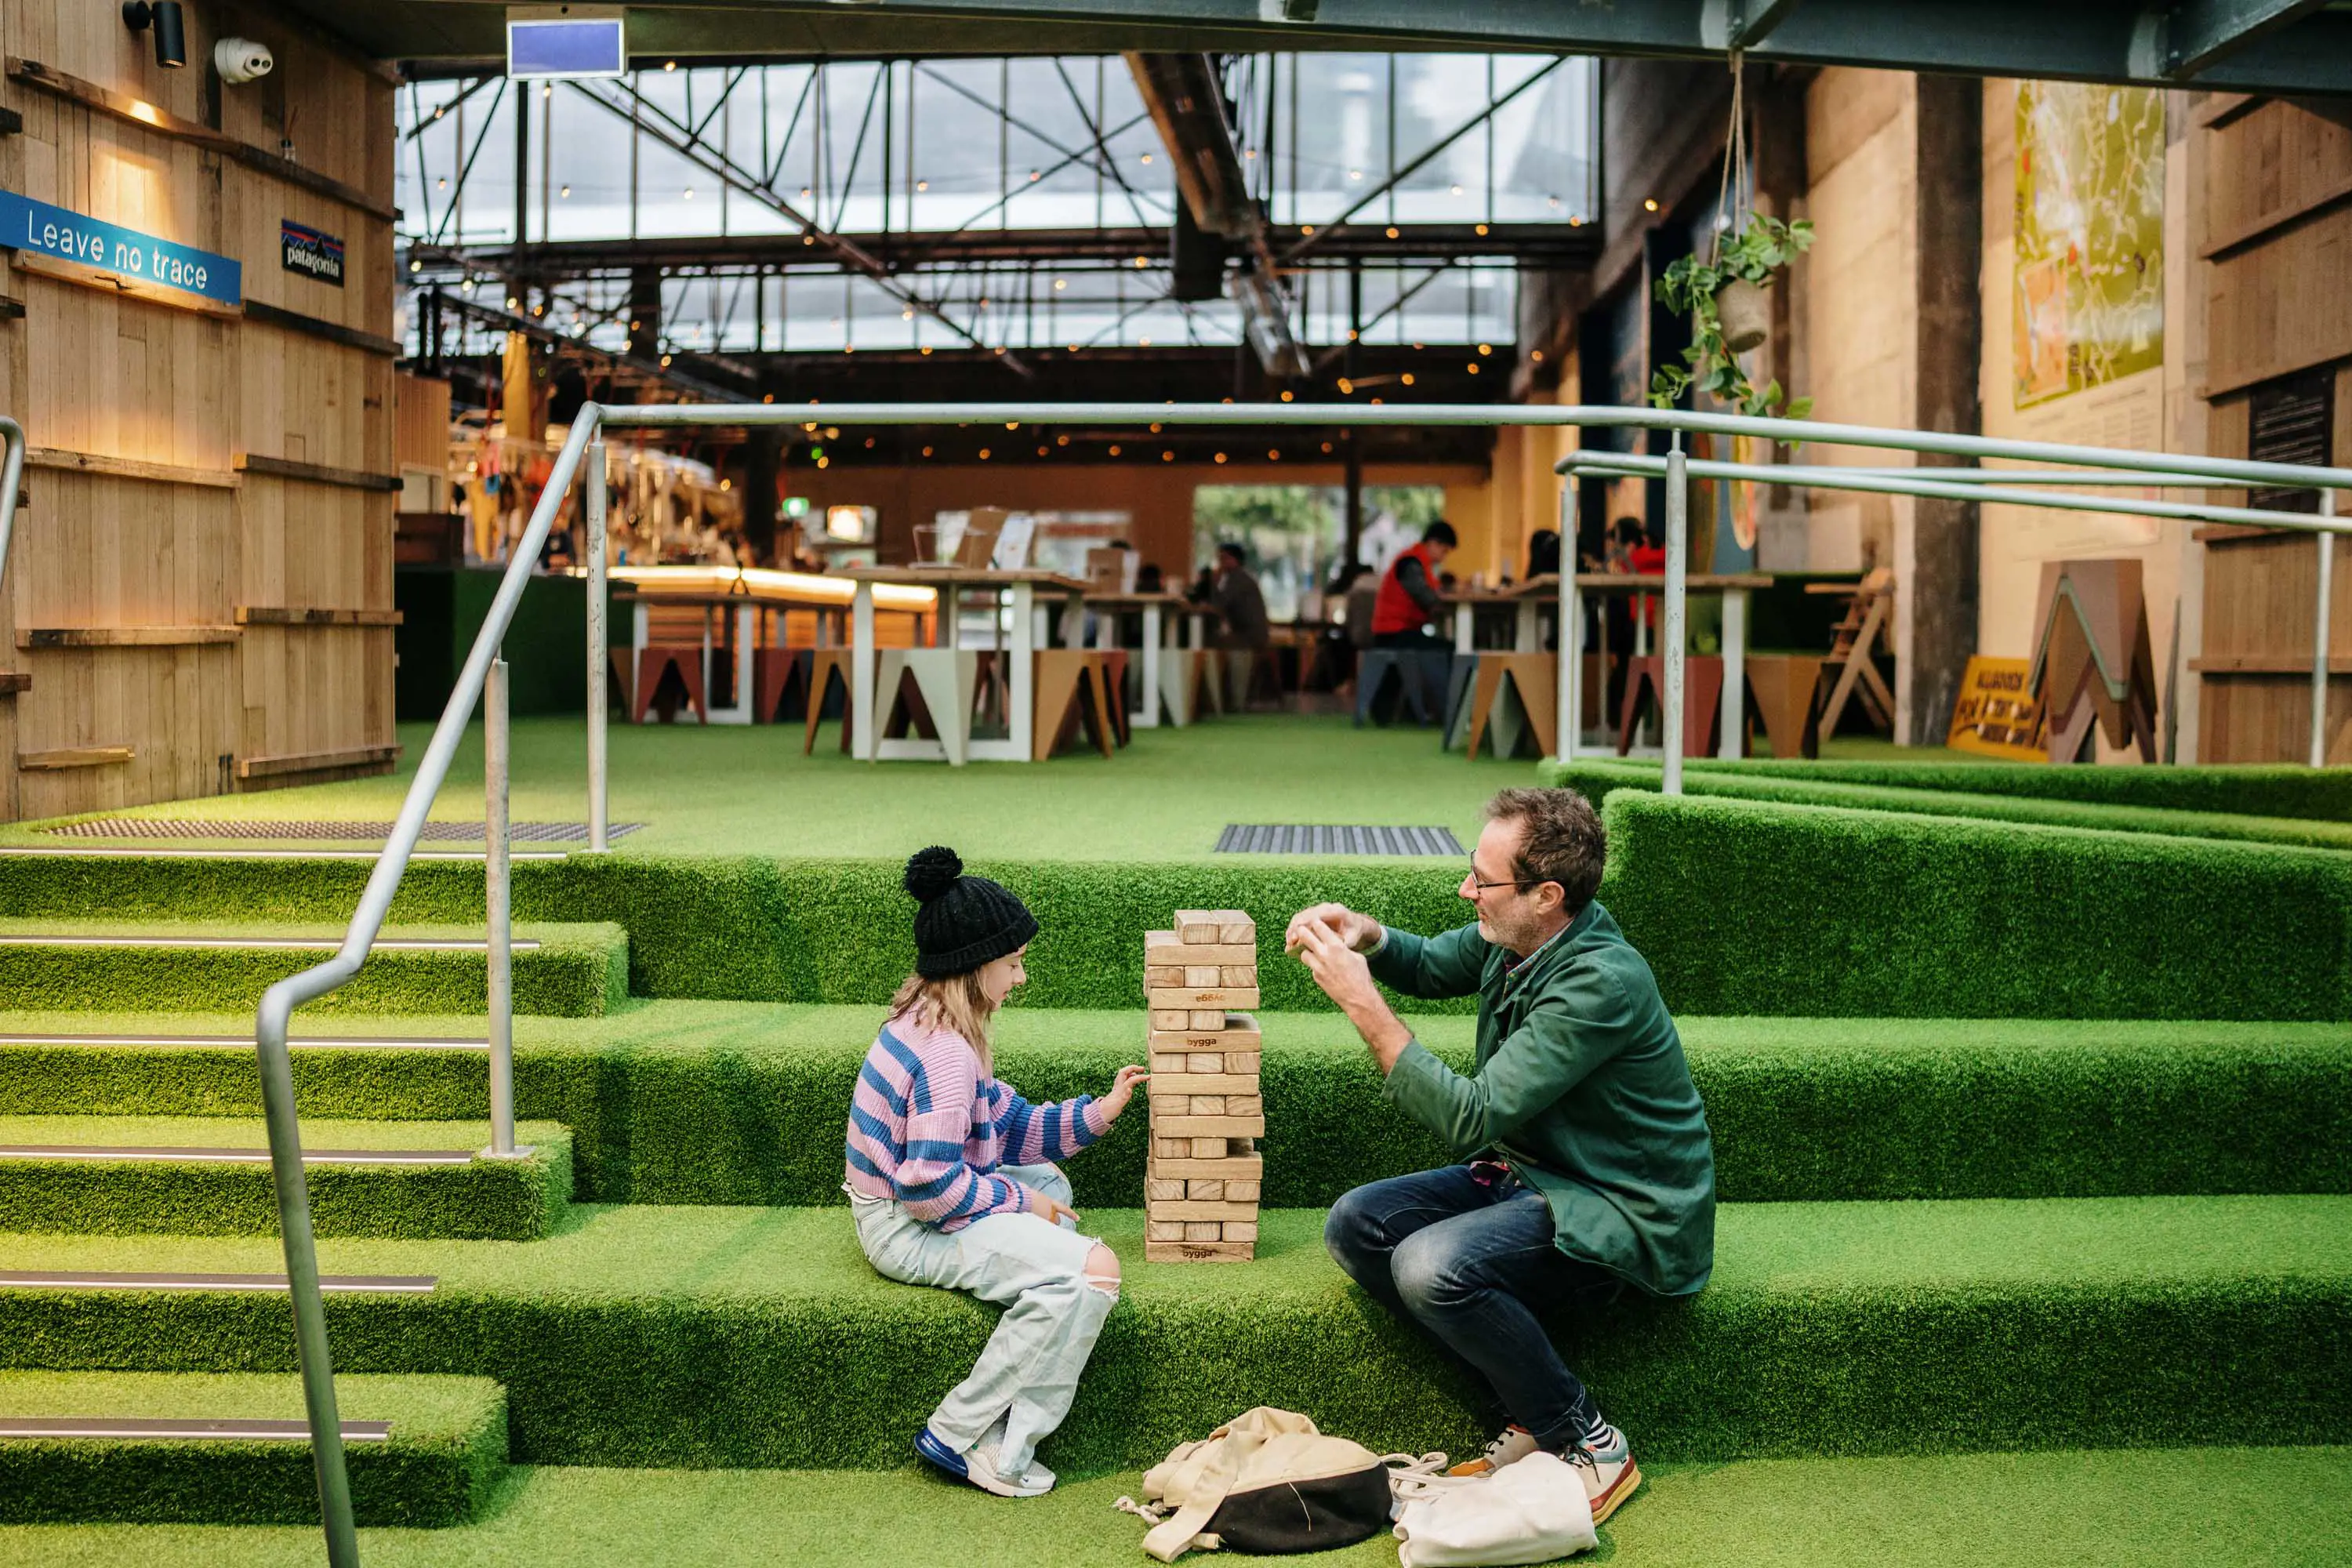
[1368, 899, 1715, 1297]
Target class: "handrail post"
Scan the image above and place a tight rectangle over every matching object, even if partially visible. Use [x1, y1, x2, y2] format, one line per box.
[1662, 435, 1688, 796]
[485, 654, 514, 1156]
[2316, 492, 2338, 770]
[257, 985, 359, 1568]
[586, 434, 609, 852]
[1556, 478, 1577, 763]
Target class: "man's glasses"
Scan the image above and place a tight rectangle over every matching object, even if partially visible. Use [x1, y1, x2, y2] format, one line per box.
[1467, 864, 1529, 893]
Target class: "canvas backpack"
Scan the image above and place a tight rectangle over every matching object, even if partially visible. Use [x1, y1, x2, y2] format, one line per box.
[1116, 1407, 1396, 1561]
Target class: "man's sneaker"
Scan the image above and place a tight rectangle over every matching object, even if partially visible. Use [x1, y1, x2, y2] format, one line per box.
[1567, 1425, 1642, 1525]
[1447, 1424, 1541, 1478]
[914, 1427, 1054, 1497]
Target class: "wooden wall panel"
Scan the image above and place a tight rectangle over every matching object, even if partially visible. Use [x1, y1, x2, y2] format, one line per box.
[2205, 205, 2352, 396]
[0, 0, 395, 817]
[2198, 100, 2352, 260]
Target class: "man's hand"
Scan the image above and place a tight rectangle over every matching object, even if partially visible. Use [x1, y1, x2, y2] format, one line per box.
[1296, 920, 1414, 1073]
[1286, 902, 1381, 956]
[1022, 1185, 1079, 1228]
[1097, 1064, 1149, 1123]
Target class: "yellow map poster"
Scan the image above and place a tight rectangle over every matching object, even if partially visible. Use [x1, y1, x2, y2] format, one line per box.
[2013, 83, 2165, 408]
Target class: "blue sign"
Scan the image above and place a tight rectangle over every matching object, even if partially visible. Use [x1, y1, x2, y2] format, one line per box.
[0, 189, 241, 306]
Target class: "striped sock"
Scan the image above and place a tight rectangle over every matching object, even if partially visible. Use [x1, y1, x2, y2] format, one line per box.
[1581, 1418, 1623, 1455]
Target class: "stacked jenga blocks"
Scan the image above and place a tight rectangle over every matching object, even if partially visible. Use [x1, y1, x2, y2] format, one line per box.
[1142, 909, 1261, 1262]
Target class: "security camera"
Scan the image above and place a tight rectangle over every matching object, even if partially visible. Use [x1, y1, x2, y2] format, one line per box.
[214, 38, 274, 85]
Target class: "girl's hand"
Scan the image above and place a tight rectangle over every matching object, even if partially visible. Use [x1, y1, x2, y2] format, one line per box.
[1098, 1064, 1150, 1123]
[1021, 1185, 1079, 1228]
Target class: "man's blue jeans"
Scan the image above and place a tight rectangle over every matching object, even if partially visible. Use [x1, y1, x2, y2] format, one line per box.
[1325, 1164, 1623, 1451]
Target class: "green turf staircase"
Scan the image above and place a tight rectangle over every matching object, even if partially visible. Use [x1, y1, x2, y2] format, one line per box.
[0, 828, 2344, 1562]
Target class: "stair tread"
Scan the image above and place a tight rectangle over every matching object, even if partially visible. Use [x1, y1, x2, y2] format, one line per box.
[2, 1194, 2344, 1298]
[0, 1116, 564, 1155]
[0, 1370, 495, 1439]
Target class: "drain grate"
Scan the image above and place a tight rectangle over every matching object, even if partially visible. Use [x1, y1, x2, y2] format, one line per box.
[1215, 824, 1465, 857]
[42, 819, 644, 844]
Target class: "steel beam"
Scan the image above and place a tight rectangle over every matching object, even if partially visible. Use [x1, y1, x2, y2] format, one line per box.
[317, 2, 2352, 96]
[2149, 0, 2332, 78]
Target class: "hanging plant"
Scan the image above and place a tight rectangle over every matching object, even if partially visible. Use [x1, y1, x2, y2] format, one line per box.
[1649, 212, 1815, 419]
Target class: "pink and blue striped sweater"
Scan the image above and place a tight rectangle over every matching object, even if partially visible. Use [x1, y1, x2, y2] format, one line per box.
[843, 1012, 1109, 1229]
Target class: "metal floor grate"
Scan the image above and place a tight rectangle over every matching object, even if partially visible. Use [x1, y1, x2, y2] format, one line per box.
[42, 819, 643, 844]
[1215, 824, 1465, 857]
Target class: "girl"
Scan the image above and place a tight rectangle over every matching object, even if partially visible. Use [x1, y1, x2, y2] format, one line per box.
[844, 846, 1147, 1497]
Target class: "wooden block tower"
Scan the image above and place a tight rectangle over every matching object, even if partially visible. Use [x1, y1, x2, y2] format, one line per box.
[1142, 909, 1262, 1261]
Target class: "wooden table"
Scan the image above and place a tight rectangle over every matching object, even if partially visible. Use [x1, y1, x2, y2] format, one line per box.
[1443, 579, 1559, 655]
[1080, 591, 1208, 729]
[611, 564, 935, 724]
[1555, 572, 1774, 760]
[842, 566, 1091, 763]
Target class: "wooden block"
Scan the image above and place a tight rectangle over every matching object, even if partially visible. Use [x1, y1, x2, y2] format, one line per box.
[1187, 1180, 1225, 1201]
[1189, 1138, 1228, 1159]
[1146, 934, 1256, 965]
[1146, 1074, 1261, 1097]
[1152, 1052, 1189, 1073]
[1175, 909, 1255, 944]
[1147, 1018, 1263, 1051]
[1225, 1181, 1261, 1202]
[1146, 964, 1184, 985]
[1222, 1053, 1261, 1076]
[1155, 1200, 1264, 1221]
[1146, 1177, 1187, 1201]
[1145, 1241, 1254, 1262]
[1222, 1221, 1259, 1242]
[1174, 910, 1245, 943]
[1147, 1220, 1186, 1241]
[1155, 1138, 1192, 1158]
[1183, 1221, 1223, 1240]
[1183, 965, 1221, 986]
[1146, 986, 1261, 1009]
[1186, 1051, 1224, 1072]
[1151, 1009, 1192, 1031]
[1189, 1095, 1227, 1115]
[1150, 1156, 1264, 1178]
[1220, 966, 1258, 986]
[1226, 1095, 1264, 1116]
[1191, 1010, 1229, 1029]
[1153, 1115, 1267, 1137]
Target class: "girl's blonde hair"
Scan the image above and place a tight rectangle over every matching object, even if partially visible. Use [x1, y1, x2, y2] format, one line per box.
[889, 968, 1000, 1075]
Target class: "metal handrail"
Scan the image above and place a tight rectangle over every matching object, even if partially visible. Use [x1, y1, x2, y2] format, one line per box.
[256, 397, 2350, 1566]
[1559, 448, 2344, 769]
[250, 408, 601, 1568]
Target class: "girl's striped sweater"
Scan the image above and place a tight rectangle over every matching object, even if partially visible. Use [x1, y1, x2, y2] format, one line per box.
[843, 1011, 1109, 1229]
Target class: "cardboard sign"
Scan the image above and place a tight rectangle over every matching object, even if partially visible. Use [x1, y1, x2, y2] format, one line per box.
[0, 189, 240, 305]
[1947, 655, 2045, 760]
[280, 220, 344, 287]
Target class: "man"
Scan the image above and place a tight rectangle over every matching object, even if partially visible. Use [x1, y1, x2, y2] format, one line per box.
[1286, 786, 1713, 1526]
[1368, 520, 1457, 647]
[1208, 542, 1271, 710]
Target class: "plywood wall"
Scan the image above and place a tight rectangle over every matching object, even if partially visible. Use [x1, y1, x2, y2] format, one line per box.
[2193, 96, 2352, 763]
[0, 0, 396, 815]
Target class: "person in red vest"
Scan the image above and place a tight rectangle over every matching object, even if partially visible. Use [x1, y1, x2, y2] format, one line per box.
[1369, 521, 1458, 648]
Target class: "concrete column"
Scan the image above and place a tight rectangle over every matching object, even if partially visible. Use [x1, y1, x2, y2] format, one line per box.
[1901, 74, 1984, 746]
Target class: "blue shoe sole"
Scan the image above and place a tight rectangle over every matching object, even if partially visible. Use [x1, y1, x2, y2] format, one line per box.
[914, 1428, 969, 1482]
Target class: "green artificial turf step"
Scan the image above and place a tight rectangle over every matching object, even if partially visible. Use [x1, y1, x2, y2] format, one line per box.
[0, 1196, 2343, 1472]
[0, 1370, 506, 1526]
[5, 1445, 2347, 1568]
[0, 1004, 2343, 1205]
[0, 920, 629, 1018]
[0, 1116, 572, 1240]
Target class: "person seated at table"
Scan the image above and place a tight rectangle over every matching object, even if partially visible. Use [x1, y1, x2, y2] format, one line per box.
[1370, 520, 1457, 648]
[1526, 528, 1561, 583]
[1136, 562, 1166, 593]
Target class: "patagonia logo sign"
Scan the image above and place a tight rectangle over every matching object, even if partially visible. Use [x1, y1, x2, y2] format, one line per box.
[280, 220, 345, 286]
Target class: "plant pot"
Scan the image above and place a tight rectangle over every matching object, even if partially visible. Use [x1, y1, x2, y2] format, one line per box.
[1713, 278, 1771, 354]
